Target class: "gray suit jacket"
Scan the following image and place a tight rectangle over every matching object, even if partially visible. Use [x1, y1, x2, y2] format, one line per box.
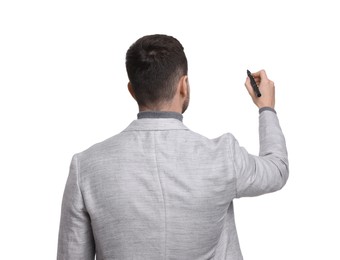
[57, 109, 288, 260]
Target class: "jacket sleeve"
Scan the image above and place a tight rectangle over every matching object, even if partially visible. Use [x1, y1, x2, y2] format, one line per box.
[229, 110, 289, 198]
[57, 154, 95, 260]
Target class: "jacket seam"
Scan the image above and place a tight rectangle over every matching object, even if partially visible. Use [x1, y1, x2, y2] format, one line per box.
[74, 154, 81, 194]
[74, 154, 87, 210]
[227, 134, 238, 199]
[152, 132, 167, 259]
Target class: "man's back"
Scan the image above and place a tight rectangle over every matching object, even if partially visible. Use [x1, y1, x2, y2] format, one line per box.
[57, 110, 288, 260]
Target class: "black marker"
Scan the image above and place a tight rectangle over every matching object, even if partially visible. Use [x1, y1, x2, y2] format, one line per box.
[247, 70, 261, 97]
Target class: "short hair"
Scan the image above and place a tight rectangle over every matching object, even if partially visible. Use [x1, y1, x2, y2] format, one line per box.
[125, 34, 188, 107]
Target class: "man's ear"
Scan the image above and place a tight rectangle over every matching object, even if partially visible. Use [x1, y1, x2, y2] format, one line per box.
[179, 75, 189, 98]
[128, 82, 136, 101]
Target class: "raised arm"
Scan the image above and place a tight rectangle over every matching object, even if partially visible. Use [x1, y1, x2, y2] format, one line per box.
[230, 69, 289, 198]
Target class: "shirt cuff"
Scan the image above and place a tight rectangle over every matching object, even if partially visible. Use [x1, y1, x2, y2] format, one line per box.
[259, 107, 276, 114]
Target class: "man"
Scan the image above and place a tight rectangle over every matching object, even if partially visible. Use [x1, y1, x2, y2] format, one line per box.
[57, 34, 289, 260]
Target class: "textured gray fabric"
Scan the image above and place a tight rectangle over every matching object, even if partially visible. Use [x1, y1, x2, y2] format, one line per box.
[57, 110, 289, 260]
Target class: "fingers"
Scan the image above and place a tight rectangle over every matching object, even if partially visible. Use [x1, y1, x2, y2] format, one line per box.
[252, 69, 268, 81]
[244, 76, 254, 96]
[245, 69, 273, 96]
[245, 69, 275, 109]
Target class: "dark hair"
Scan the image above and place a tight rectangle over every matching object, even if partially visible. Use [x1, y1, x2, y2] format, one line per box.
[125, 34, 188, 107]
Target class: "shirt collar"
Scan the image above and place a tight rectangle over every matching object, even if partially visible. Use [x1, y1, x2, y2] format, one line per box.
[137, 111, 183, 122]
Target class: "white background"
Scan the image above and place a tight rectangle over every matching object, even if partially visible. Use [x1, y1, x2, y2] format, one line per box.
[1, 0, 339, 259]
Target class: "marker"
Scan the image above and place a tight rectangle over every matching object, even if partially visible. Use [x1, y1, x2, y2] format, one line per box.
[247, 70, 261, 97]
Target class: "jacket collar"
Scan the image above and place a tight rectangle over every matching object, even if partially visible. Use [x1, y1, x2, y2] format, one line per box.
[137, 111, 183, 121]
[122, 111, 188, 132]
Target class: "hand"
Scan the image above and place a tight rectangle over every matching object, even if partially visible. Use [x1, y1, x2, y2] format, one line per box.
[244, 69, 275, 109]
